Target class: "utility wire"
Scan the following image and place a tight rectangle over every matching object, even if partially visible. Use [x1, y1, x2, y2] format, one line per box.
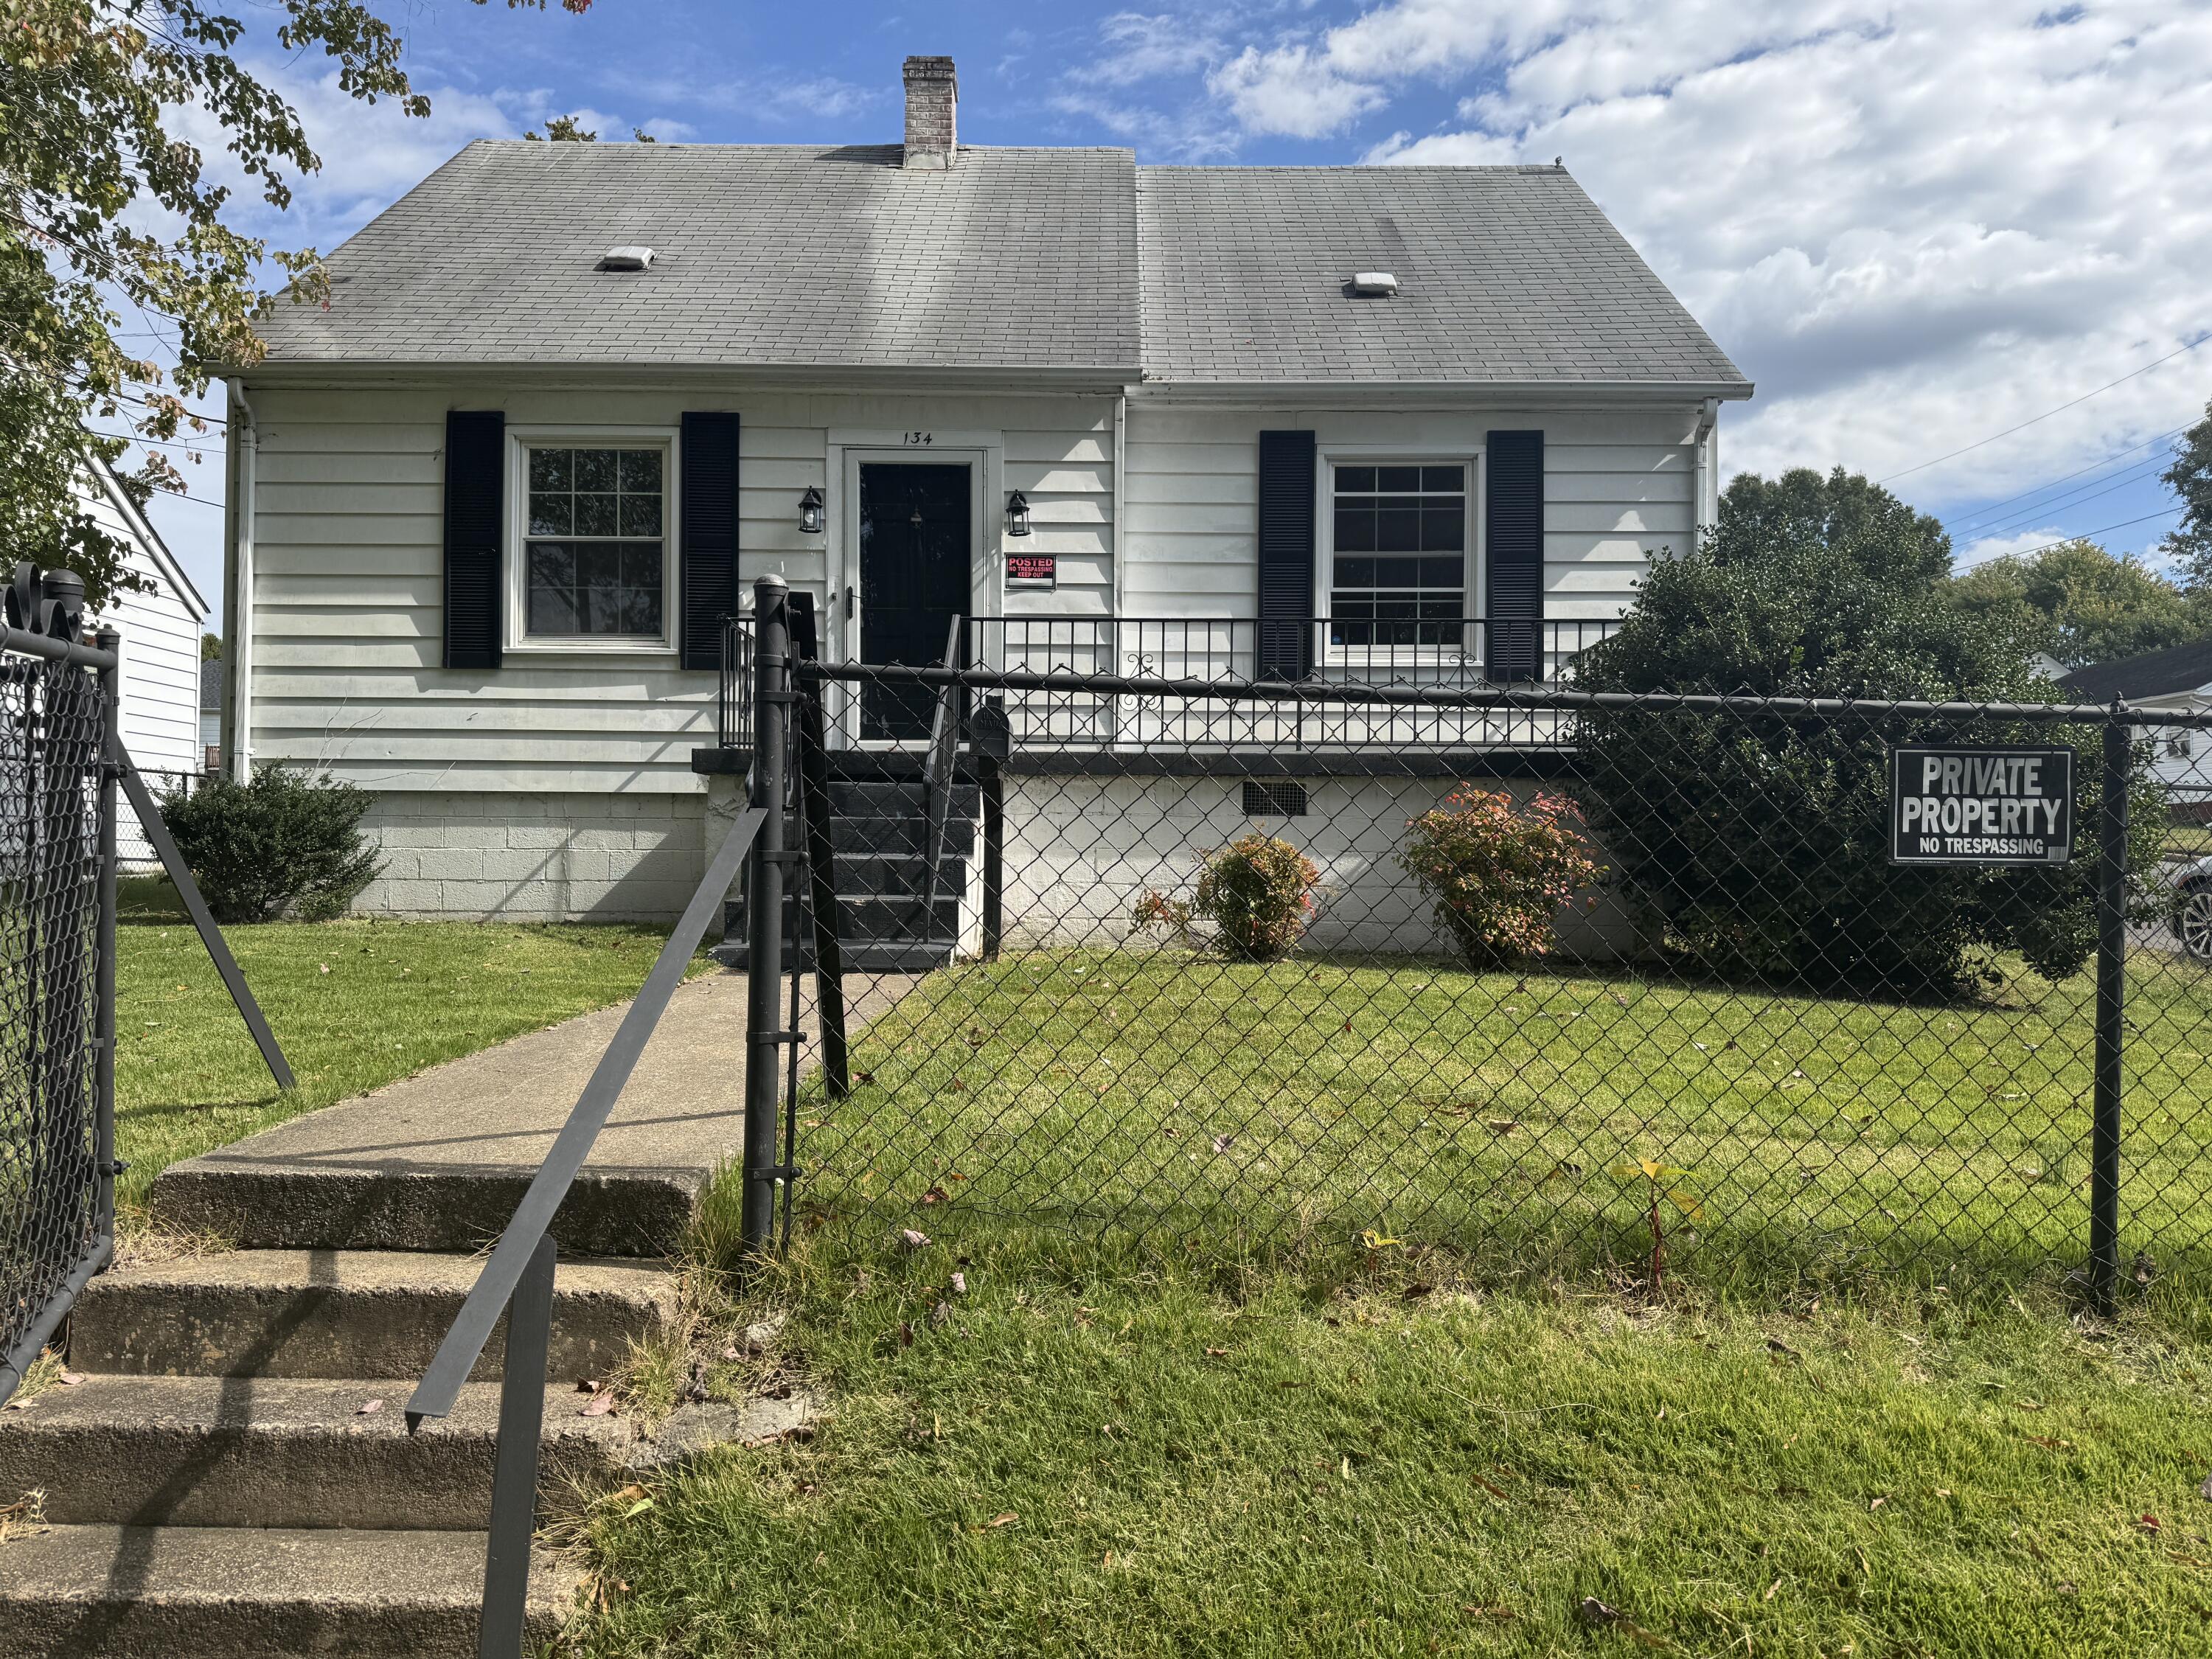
[1958, 507, 2183, 567]
[1954, 450, 2177, 541]
[1942, 425, 2188, 531]
[1879, 333, 2210, 485]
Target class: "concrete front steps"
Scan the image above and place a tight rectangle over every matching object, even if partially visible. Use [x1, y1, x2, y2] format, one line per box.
[0, 1046, 699, 1654]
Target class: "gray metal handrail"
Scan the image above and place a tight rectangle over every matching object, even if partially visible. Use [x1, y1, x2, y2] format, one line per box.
[408, 577, 791, 1658]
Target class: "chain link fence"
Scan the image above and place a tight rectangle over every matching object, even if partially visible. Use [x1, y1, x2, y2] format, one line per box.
[737, 630, 2212, 1298]
[0, 633, 116, 1399]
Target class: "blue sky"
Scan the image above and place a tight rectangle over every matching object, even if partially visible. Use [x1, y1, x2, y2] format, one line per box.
[144, 0, 2212, 622]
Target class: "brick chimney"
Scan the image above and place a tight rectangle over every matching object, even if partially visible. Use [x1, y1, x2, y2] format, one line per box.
[902, 55, 957, 170]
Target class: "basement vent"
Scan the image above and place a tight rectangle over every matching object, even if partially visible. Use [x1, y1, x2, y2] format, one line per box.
[1349, 271, 1399, 296]
[598, 245, 655, 271]
[1242, 781, 1308, 818]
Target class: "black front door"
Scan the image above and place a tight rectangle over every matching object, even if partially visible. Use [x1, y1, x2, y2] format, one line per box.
[859, 462, 970, 740]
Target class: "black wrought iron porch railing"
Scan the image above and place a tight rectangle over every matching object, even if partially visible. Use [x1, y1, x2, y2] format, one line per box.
[714, 614, 1623, 755]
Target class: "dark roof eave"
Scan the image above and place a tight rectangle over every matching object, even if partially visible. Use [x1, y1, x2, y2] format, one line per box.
[223, 359, 1144, 390]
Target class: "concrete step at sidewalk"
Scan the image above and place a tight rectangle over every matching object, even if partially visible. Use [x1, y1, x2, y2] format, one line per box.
[0, 1374, 633, 1530]
[0, 1523, 577, 1658]
[153, 1160, 703, 1259]
[69, 1250, 675, 1382]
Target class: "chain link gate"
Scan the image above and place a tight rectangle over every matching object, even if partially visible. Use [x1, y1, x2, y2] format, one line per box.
[0, 588, 118, 1405]
[731, 621, 2212, 1306]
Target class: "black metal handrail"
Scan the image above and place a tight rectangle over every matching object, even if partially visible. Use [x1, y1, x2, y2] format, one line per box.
[717, 614, 756, 751]
[713, 613, 1626, 758]
[919, 615, 965, 925]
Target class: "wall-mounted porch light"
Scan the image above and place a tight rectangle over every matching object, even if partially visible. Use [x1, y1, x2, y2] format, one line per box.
[1005, 489, 1033, 538]
[798, 486, 825, 536]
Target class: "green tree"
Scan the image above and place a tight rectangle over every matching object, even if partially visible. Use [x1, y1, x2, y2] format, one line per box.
[523, 113, 598, 141]
[1944, 538, 2209, 668]
[1712, 465, 1955, 586]
[1576, 470, 2162, 996]
[2163, 399, 2212, 591]
[1, 0, 589, 608]
[201, 630, 221, 661]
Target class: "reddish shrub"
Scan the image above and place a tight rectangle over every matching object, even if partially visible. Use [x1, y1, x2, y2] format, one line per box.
[1400, 788, 1601, 970]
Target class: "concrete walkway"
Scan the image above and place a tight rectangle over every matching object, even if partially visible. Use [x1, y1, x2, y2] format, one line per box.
[152, 968, 921, 1256]
[0, 965, 919, 1656]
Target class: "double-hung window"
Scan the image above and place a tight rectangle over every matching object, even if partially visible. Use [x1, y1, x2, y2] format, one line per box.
[1327, 464, 1467, 649]
[521, 443, 670, 642]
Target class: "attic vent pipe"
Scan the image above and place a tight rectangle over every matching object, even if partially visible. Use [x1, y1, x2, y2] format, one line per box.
[1350, 271, 1399, 296]
[599, 246, 654, 271]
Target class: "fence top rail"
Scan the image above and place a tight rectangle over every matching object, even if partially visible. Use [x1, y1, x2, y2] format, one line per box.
[796, 658, 2212, 729]
[0, 623, 117, 672]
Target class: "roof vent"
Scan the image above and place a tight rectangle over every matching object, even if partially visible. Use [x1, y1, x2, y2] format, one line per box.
[599, 245, 655, 272]
[1350, 271, 1399, 297]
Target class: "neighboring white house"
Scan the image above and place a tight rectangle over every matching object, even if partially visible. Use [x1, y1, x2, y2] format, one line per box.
[2059, 641, 2212, 811]
[82, 453, 209, 782]
[218, 55, 1750, 935]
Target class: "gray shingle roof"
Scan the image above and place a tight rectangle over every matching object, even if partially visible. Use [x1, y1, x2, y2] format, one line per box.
[254, 142, 1140, 372]
[1137, 164, 1747, 388]
[2058, 639, 2212, 703]
[252, 145, 1745, 392]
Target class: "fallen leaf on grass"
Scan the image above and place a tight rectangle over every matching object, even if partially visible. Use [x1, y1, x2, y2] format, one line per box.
[899, 1228, 931, 1251]
[580, 1392, 617, 1418]
[2199, 1475, 2212, 1502]
[1764, 1579, 1780, 1602]
[919, 1186, 947, 1206]
[1211, 1134, 1236, 1155]
[2014, 1399, 2045, 1412]
[356, 1398, 384, 1416]
[1487, 1119, 1517, 1135]
[898, 1321, 914, 1348]
[1205, 1346, 1231, 1358]
[1360, 1229, 1405, 1251]
[1402, 1281, 1434, 1300]
[929, 1301, 952, 1329]
[950, 1272, 967, 1295]
[986, 1512, 1018, 1528]
[2169, 1551, 2212, 1568]
[1576, 1598, 1669, 1649]
[1471, 1473, 1510, 1503]
[2140, 1515, 2163, 1534]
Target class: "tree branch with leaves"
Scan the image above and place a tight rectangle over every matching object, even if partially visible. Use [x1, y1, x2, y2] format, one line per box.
[0, 0, 590, 605]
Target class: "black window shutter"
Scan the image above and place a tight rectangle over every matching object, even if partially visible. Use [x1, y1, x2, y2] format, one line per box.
[442, 410, 504, 669]
[681, 411, 740, 671]
[1485, 430, 1545, 681]
[1256, 429, 1316, 679]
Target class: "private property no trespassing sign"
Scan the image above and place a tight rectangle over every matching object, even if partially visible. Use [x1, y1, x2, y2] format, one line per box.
[1889, 746, 2075, 866]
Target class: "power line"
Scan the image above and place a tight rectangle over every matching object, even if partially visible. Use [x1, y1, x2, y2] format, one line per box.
[1955, 450, 2177, 541]
[1958, 507, 2183, 567]
[1942, 423, 2189, 531]
[1878, 333, 2211, 485]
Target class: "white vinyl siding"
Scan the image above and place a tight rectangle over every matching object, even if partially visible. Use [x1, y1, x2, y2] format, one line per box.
[82, 474, 206, 779]
[1121, 403, 1704, 624]
[237, 383, 1116, 794]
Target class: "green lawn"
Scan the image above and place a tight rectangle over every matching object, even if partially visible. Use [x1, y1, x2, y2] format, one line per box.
[114, 879, 679, 1224]
[564, 946, 2212, 1657]
[577, 1237, 2212, 1658]
[790, 948, 2212, 1298]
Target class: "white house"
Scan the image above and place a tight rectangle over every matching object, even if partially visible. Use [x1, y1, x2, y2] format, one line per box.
[2059, 641, 2212, 812]
[82, 453, 209, 785]
[218, 55, 1750, 944]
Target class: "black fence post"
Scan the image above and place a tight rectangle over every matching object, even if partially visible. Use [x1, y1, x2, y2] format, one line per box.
[2090, 707, 2129, 1316]
[94, 629, 119, 1245]
[741, 575, 791, 1258]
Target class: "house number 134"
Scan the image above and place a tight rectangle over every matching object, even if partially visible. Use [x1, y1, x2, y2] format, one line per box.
[902, 431, 933, 447]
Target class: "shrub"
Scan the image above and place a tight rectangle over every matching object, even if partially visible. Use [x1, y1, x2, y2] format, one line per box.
[1400, 787, 1601, 970]
[1573, 467, 2164, 996]
[160, 764, 383, 923]
[1193, 834, 1319, 961]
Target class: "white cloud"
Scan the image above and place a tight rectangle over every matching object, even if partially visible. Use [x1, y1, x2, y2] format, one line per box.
[1210, 44, 1388, 136]
[1955, 525, 2076, 568]
[1183, 1, 2212, 521]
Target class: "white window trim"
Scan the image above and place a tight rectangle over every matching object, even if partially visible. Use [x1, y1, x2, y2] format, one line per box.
[505, 424, 681, 655]
[1314, 444, 1484, 669]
